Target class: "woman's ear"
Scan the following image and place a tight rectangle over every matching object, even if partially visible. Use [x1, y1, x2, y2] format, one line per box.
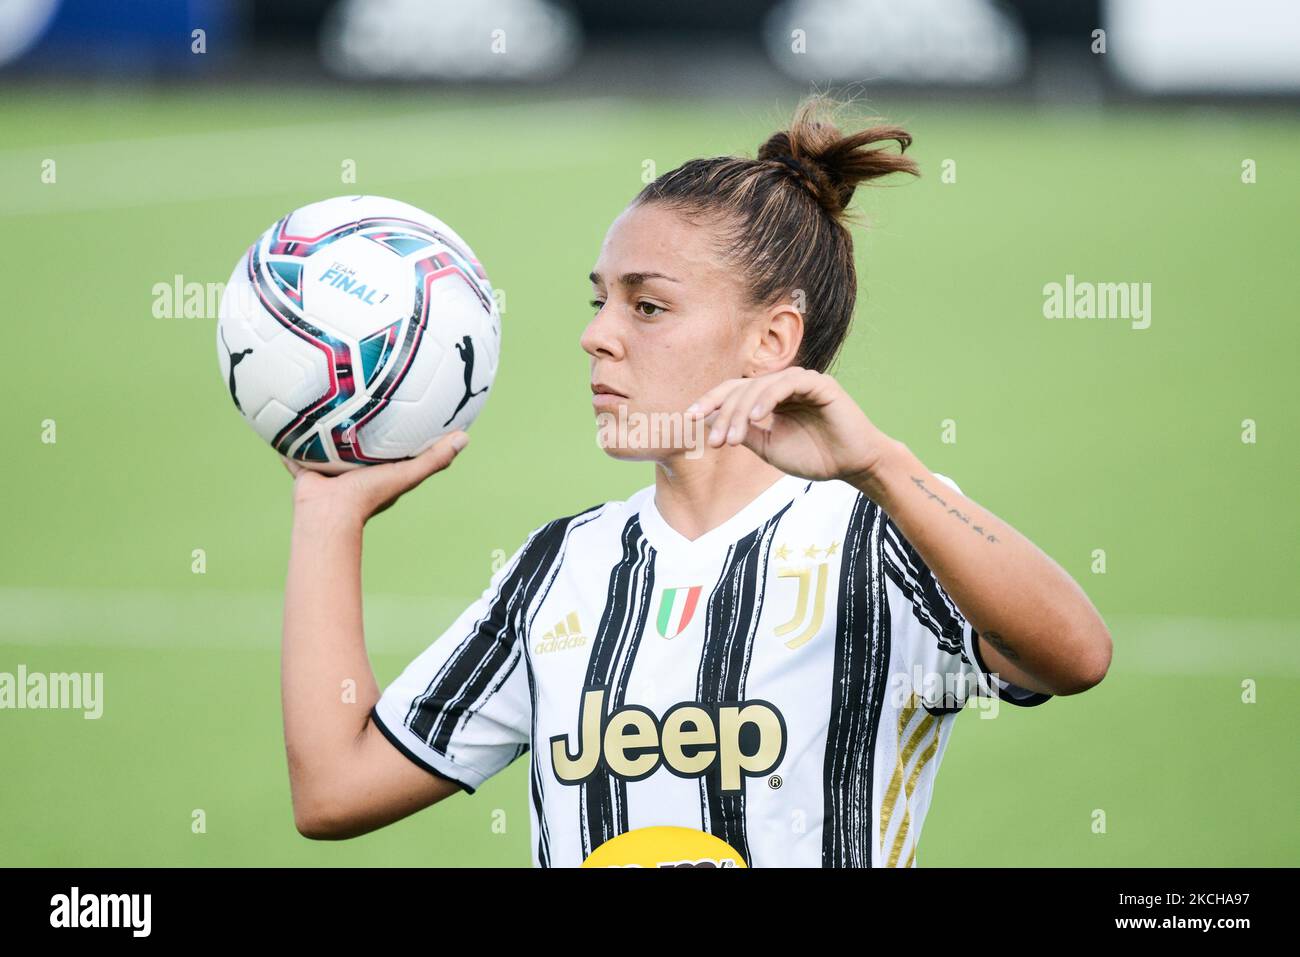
[750, 302, 804, 375]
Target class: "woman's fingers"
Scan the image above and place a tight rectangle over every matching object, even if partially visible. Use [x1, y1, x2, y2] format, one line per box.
[689, 378, 769, 448]
[280, 454, 305, 478]
[688, 369, 827, 449]
[404, 431, 470, 485]
[355, 431, 469, 517]
[721, 369, 818, 447]
[748, 369, 810, 421]
[375, 431, 469, 498]
[715, 379, 770, 447]
[686, 378, 745, 422]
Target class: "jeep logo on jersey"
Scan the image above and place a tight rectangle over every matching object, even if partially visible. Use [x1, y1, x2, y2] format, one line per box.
[550, 688, 787, 791]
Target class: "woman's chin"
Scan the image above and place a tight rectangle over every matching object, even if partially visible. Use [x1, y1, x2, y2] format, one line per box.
[595, 406, 706, 462]
[599, 445, 659, 463]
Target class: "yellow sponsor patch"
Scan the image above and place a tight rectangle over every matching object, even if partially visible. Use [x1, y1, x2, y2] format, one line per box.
[581, 826, 747, 868]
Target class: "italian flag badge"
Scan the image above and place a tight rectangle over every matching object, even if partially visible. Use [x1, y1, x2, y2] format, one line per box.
[656, 585, 702, 639]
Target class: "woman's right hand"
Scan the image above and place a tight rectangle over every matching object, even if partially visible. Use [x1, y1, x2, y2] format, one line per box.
[281, 430, 470, 523]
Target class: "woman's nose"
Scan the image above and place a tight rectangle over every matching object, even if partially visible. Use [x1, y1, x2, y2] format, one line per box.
[580, 306, 621, 360]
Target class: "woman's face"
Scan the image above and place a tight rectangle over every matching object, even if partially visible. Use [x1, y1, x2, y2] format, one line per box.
[582, 202, 769, 462]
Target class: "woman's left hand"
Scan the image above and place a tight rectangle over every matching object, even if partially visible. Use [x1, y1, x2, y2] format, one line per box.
[687, 367, 896, 485]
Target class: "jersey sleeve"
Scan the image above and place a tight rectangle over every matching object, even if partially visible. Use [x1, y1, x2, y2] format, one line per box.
[371, 531, 544, 794]
[881, 473, 1051, 712]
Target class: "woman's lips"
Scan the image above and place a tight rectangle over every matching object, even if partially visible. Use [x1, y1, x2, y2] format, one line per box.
[591, 383, 628, 411]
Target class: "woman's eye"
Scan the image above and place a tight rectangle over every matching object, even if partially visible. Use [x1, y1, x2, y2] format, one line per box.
[636, 301, 665, 318]
[589, 299, 605, 313]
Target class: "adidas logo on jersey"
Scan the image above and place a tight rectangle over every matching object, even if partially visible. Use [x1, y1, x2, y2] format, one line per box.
[550, 687, 787, 791]
[535, 611, 587, 655]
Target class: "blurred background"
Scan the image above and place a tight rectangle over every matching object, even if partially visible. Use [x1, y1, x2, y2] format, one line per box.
[1, 0, 1297, 866]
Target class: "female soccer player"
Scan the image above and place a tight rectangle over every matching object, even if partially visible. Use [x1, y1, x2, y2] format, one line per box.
[280, 96, 1111, 867]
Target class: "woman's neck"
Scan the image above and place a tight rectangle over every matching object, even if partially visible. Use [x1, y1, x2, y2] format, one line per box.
[651, 444, 788, 543]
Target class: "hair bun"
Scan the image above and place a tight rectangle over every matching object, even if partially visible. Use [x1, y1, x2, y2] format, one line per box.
[769, 153, 819, 184]
[757, 95, 919, 216]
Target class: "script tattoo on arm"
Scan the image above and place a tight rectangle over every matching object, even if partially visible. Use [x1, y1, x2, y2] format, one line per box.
[980, 629, 1021, 661]
[910, 476, 1001, 544]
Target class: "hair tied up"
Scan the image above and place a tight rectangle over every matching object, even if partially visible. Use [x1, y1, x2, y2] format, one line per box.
[631, 93, 919, 374]
[757, 94, 919, 218]
[771, 153, 816, 182]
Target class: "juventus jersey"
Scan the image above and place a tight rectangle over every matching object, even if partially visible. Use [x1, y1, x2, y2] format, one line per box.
[372, 473, 1050, 867]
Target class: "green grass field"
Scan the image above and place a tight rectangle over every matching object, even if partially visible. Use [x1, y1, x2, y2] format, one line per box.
[1, 87, 1296, 866]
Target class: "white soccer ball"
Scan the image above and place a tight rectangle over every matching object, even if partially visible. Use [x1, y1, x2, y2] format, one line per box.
[216, 195, 500, 473]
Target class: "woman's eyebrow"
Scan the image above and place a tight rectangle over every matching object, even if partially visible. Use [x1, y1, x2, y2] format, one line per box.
[588, 270, 682, 287]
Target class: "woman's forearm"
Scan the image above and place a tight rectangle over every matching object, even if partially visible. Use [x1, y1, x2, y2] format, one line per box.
[281, 501, 380, 814]
[855, 439, 1112, 695]
[275, 436, 471, 838]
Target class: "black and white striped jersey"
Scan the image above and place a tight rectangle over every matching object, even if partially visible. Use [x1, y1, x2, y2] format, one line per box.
[372, 473, 1050, 867]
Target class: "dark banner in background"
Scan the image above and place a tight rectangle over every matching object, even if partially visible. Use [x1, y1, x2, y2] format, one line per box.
[7, 0, 1299, 96]
[0, 867, 1282, 940]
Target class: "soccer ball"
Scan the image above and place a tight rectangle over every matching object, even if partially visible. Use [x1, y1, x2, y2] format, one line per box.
[216, 195, 499, 473]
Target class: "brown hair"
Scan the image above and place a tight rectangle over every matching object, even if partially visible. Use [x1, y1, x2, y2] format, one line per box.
[632, 95, 918, 373]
